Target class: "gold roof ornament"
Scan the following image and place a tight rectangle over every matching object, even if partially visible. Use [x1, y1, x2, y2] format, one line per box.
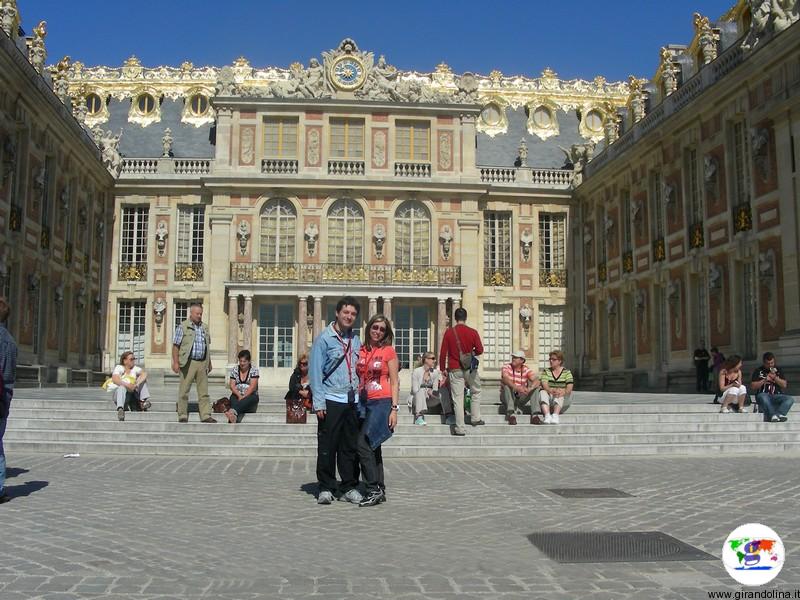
[435, 61, 452, 74]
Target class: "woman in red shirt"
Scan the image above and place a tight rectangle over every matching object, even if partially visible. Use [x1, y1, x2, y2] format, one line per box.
[355, 314, 399, 507]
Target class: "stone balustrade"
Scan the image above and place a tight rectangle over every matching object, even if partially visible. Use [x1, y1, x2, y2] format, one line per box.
[327, 160, 365, 176]
[394, 162, 431, 177]
[261, 159, 299, 174]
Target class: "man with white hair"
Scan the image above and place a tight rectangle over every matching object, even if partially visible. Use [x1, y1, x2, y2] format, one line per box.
[500, 350, 538, 425]
[0, 296, 18, 504]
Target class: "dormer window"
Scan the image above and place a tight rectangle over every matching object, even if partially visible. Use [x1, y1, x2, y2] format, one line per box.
[85, 93, 103, 115]
[585, 109, 603, 133]
[189, 94, 209, 116]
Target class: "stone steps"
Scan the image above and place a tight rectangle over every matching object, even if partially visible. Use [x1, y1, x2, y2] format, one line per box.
[5, 388, 797, 459]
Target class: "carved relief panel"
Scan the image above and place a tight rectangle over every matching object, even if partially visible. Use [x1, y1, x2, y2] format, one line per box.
[437, 130, 453, 172]
[305, 126, 322, 167]
[239, 125, 255, 166]
[371, 128, 387, 169]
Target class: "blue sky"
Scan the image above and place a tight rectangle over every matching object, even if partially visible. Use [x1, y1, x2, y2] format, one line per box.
[20, 1, 735, 82]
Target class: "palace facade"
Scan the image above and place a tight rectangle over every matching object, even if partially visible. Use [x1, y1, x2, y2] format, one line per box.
[1, 0, 798, 387]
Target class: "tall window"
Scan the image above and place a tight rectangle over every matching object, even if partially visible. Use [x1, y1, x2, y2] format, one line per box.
[731, 120, 751, 205]
[176, 206, 205, 263]
[263, 117, 298, 158]
[259, 199, 296, 263]
[328, 199, 363, 264]
[622, 193, 632, 252]
[174, 301, 190, 331]
[41, 156, 54, 227]
[117, 301, 146, 363]
[539, 213, 566, 271]
[394, 306, 429, 369]
[685, 148, 702, 223]
[395, 121, 430, 161]
[259, 303, 294, 368]
[650, 171, 665, 238]
[330, 118, 364, 159]
[120, 207, 149, 263]
[483, 211, 512, 285]
[395, 201, 430, 265]
[742, 262, 758, 359]
[482, 304, 512, 368]
[538, 306, 565, 369]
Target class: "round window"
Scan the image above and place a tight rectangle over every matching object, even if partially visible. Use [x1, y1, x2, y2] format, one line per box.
[585, 109, 603, 132]
[532, 106, 553, 128]
[481, 103, 503, 127]
[136, 93, 156, 115]
[85, 93, 103, 115]
[189, 94, 208, 116]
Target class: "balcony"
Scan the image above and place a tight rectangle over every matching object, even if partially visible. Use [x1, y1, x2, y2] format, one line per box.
[175, 263, 204, 281]
[483, 267, 513, 287]
[479, 166, 573, 188]
[394, 162, 431, 178]
[261, 158, 298, 174]
[689, 222, 705, 249]
[733, 202, 752, 233]
[539, 268, 567, 288]
[118, 262, 147, 281]
[9, 205, 21, 231]
[229, 262, 461, 286]
[328, 160, 365, 176]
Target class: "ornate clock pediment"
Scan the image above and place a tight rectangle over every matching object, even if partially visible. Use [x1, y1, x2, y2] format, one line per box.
[322, 38, 373, 92]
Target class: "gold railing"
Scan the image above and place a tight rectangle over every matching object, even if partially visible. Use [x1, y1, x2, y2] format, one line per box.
[597, 262, 607, 283]
[175, 263, 204, 281]
[230, 262, 461, 286]
[483, 267, 513, 287]
[40, 226, 50, 250]
[652, 238, 666, 262]
[733, 202, 752, 233]
[118, 262, 147, 281]
[539, 268, 567, 288]
[622, 251, 634, 274]
[689, 222, 705, 249]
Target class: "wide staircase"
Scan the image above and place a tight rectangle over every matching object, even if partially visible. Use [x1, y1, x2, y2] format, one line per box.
[5, 386, 800, 458]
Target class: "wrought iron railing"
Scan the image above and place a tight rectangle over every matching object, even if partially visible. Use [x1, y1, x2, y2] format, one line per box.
[230, 262, 461, 286]
[118, 262, 147, 281]
[689, 222, 705, 249]
[622, 250, 634, 274]
[733, 202, 752, 233]
[175, 263, 204, 281]
[539, 268, 567, 288]
[652, 238, 666, 262]
[483, 267, 513, 287]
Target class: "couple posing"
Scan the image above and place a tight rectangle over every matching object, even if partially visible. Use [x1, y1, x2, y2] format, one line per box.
[309, 296, 399, 507]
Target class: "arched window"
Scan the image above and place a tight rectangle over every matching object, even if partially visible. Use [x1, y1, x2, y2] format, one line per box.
[260, 199, 296, 263]
[395, 201, 430, 265]
[327, 199, 363, 264]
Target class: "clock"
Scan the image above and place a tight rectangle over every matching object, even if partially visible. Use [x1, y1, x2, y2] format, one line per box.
[330, 55, 366, 91]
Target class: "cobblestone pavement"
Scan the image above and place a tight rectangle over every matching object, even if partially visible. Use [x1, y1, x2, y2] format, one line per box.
[1, 453, 799, 599]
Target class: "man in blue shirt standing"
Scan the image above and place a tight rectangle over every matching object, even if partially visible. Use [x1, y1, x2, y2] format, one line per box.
[0, 296, 18, 504]
[309, 296, 363, 505]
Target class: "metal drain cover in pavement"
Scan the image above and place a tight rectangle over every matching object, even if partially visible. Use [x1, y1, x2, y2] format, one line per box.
[528, 531, 717, 563]
[548, 488, 633, 498]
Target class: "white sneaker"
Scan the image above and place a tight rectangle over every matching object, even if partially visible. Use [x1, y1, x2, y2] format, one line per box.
[771, 415, 780, 422]
[317, 491, 334, 504]
[339, 489, 363, 504]
[551, 414, 560, 425]
[720, 407, 731, 413]
[543, 414, 553, 425]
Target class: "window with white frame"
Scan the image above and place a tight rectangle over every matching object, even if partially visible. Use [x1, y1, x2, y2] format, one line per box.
[731, 120, 751, 205]
[120, 206, 149, 263]
[538, 306, 565, 368]
[394, 305, 430, 369]
[259, 303, 294, 368]
[483, 211, 512, 284]
[117, 301, 146, 363]
[330, 118, 364, 159]
[174, 301, 190, 332]
[260, 199, 296, 263]
[482, 304, 512, 368]
[538, 213, 566, 271]
[395, 201, 430, 265]
[176, 205, 205, 263]
[327, 199, 364, 264]
[263, 117, 298, 158]
[395, 121, 430, 161]
[685, 148, 702, 223]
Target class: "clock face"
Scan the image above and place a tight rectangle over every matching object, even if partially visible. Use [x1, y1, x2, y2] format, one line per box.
[331, 56, 366, 90]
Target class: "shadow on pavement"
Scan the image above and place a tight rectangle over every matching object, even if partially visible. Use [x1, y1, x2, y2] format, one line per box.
[5, 467, 30, 478]
[4, 480, 49, 500]
[299, 482, 318, 497]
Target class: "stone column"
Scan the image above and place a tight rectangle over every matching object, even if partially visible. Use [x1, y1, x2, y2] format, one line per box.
[243, 294, 253, 351]
[313, 296, 323, 337]
[437, 298, 448, 353]
[382, 297, 392, 322]
[209, 213, 233, 366]
[228, 293, 239, 364]
[457, 217, 480, 322]
[368, 297, 378, 318]
[298, 296, 308, 353]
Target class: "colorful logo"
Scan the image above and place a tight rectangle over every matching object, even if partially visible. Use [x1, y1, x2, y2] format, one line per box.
[722, 523, 784, 586]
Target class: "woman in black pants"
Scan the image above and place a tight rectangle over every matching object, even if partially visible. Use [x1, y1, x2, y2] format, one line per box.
[225, 350, 259, 423]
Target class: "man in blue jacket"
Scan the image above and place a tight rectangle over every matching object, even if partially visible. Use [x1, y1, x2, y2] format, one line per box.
[309, 296, 363, 505]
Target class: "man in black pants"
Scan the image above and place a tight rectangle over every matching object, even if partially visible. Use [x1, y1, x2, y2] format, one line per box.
[309, 296, 363, 505]
[693, 342, 711, 392]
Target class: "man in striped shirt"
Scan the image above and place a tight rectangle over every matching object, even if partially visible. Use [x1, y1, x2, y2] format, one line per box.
[537, 350, 573, 425]
[500, 350, 538, 425]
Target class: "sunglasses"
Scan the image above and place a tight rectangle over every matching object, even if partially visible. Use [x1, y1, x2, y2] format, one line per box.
[370, 324, 387, 332]
[299, 361, 308, 366]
